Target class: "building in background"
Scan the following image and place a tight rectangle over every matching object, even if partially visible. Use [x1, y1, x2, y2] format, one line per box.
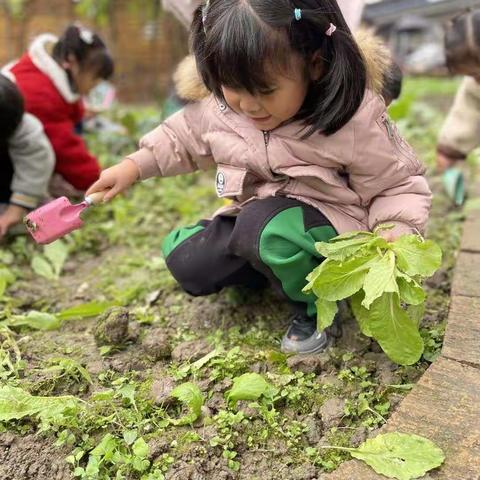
[364, 0, 480, 73]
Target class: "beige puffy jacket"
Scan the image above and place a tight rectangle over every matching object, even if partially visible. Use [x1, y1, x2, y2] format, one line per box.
[127, 32, 431, 235]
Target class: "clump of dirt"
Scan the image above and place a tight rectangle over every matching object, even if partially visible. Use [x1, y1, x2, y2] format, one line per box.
[0, 433, 72, 480]
[94, 307, 131, 346]
[319, 397, 346, 429]
[150, 376, 176, 405]
[287, 353, 333, 374]
[171, 339, 213, 363]
[142, 328, 172, 360]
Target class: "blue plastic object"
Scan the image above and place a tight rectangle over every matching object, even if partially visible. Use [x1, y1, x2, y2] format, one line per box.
[442, 168, 465, 207]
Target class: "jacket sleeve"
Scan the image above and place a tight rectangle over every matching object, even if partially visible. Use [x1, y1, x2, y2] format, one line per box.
[8, 114, 55, 209]
[438, 77, 480, 158]
[126, 98, 215, 180]
[348, 97, 432, 234]
[43, 115, 100, 191]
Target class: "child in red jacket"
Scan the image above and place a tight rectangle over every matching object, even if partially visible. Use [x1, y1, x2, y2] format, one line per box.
[3, 25, 114, 193]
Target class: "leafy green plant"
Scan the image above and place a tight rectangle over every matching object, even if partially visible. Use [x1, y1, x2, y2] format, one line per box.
[0, 326, 23, 380]
[227, 372, 277, 407]
[0, 265, 15, 298]
[169, 382, 204, 425]
[319, 432, 444, 480]
[0, 385, 81, 422]
[31, 240, 69, 281]
[34, 357, 93, 394]
[305, 229, 442, 365]
[210, 410, 247, 471]
[71, 432, 152, 479]
[57, 300, 120, 321]
[4, 311, 61, 331]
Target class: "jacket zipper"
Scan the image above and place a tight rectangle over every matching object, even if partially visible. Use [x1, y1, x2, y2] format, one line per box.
[383, 117, 394, 139]
[263, 130, 270, 147]
[383, 116, 416, 171]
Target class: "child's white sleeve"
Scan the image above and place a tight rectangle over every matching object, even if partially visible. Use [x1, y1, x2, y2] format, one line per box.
[438, 77, 480, 158]
[8, 114, 55, 209]
[127, 98, 215, 180]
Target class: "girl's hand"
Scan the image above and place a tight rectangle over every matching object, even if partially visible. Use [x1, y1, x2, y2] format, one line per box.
[378, 222, 415, 242]
[86, 159, 140, 202]
[0, 204, 28, 238]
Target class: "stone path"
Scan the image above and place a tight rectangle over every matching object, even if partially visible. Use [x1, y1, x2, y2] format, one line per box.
[324, 199, 480, 480]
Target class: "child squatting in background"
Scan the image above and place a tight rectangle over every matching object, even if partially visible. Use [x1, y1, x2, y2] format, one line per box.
[2, 24, 114, 196]
[87, 0, 431, 355]
[437, 9, 480, 171]
[0, 75, 54, 238]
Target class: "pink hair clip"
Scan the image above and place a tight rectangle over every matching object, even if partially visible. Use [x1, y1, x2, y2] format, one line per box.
[325, 23, 337, 36]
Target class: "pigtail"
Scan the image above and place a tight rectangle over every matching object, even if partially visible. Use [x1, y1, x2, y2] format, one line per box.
[53, 24, 114, 80]
[290, 3, 367, 136]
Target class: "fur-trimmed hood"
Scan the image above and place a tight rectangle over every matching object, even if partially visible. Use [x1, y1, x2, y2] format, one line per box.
[173, 29, 392, 102]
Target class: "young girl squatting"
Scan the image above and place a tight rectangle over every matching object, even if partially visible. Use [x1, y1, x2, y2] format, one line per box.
[87, 0, 431, 354]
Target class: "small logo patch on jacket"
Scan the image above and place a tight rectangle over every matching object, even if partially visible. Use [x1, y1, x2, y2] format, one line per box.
[216, 171, 226, 196]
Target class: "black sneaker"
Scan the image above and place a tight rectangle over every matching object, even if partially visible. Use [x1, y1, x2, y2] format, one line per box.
[281, 313, 329, 355]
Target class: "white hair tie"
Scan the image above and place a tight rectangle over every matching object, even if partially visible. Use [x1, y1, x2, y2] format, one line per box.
[325, 23, 337, 37]
[79, 28, 94, 44]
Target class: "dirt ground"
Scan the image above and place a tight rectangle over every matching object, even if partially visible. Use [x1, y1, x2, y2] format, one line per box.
[0, 79, 468, 479]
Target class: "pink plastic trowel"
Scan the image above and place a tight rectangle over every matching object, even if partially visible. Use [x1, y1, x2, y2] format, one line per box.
[24, 191, 107, 245]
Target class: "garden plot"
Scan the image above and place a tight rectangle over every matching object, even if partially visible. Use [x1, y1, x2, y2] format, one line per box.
[0, 78, 469, 480]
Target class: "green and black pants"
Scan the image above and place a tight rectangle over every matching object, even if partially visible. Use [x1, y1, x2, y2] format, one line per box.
[162, 197, 337, 317]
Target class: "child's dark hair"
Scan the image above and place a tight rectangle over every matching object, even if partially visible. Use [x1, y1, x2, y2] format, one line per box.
[191, 0, 367, 136]
[0, 75, 24, 139]
[445, 9, 480, 74]
[53, 24, 114, 80]
[382, 62, 403, 105]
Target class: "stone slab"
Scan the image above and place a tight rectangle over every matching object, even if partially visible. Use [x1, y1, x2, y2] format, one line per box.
[451, 251, 480, 297]
[324, 357, 480, 480]
[461, 217, 480, 253]
[443, 296, 480, 367]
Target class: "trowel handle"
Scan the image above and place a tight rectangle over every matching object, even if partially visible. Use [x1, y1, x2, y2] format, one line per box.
[85, 189, 110, 206]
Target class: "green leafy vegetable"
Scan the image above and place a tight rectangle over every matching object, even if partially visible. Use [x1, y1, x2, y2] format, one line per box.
[351, 432, 445, 480]
[227, 373, 277, 407]
[366, 293, 424, 365]
[305, 232, 442, 365]
[362, 250, 397, 309]
[44, 240, 69, 277]
[315, 298, 338, 331]
[310, 255, 376, 302]
[0, 266, 15, 298]
[57, 301, 119, 321]
[31, 240, 69, 280]
[169, 382, 204, 425]
[391, 236, 442, 277]
[6, 311, 62, 331]
[0, 385, 80, 422]
[31, 255, 57, 281]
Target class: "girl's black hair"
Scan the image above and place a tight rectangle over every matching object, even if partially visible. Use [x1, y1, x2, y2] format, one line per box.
[191, 0, 367, 136]
[53, 24, 114, 80]
[445, 9, 480, 74]
[0, 74, 24, 140]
